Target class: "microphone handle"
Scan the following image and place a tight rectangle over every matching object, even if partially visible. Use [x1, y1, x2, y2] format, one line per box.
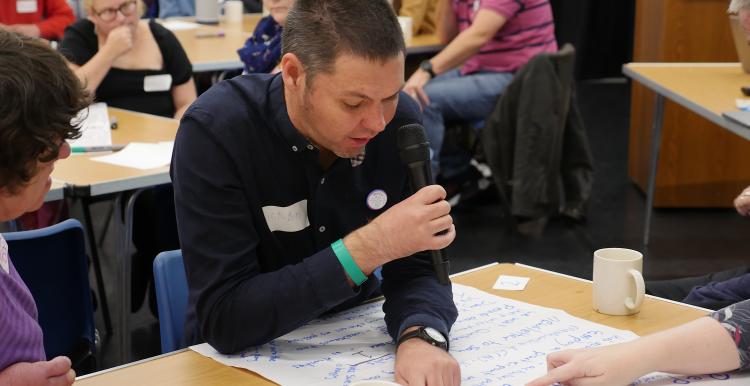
[407, 162, 451, 285]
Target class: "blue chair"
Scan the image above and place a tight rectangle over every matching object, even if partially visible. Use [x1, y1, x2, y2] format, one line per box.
[153, 250, 188, 353]
[4, 219, 96, 372]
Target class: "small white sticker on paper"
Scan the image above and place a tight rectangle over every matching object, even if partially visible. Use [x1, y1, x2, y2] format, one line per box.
[493, 275, 530, 291]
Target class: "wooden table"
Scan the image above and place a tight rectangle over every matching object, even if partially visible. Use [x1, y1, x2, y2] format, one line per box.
[623, 63, 750, 244]
[53, 108, 178, 197]
[76, 263, 707, 385]
[167, 14, 443, 72]
[53, 107, 179, 364]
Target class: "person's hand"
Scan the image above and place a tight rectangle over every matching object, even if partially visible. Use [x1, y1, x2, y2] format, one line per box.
[395, 335, 460, 386]
[734, 186, 750, 216]
[101, 25, 134, 60]
[6, 24, 41, 38]
[0, 356, 75, 386]
[525, 343, 648, 386]
[404, 69, 432, 107]
[345, 185, 455, 273]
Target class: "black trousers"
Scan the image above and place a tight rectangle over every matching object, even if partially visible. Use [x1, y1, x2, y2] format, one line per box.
[646, 266, 750, 310]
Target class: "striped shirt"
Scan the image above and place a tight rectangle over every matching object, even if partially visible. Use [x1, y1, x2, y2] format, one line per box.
[455, 0, 557, 74]
[0, 234, 45, 371]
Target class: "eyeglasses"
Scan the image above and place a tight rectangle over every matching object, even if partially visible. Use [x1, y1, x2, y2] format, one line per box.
[94, 0, 137, 22]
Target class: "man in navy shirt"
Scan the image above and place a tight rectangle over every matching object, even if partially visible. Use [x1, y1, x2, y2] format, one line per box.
[171, 0, 460, 384]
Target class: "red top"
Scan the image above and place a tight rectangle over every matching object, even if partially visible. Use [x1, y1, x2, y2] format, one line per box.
[0, 0, 75, 40]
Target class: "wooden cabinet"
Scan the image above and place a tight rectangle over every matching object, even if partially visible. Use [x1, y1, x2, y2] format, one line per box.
[629, 0, 750, 207]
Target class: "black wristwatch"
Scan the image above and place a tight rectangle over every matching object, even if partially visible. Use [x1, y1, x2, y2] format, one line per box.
[419, 60, 436, 78]
[397, 326, 449, 351]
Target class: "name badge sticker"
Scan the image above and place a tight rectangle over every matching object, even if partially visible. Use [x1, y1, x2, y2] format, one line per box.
[366, 189, 387, 210]
[262, 199, 310, 233]
[16, 0, 38, 13]
[143, 74, 173, 92]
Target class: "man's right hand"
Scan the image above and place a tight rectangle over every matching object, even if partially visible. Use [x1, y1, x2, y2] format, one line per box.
[102, 25, 134, 60]
[345, 185, 455, 275]
[0, 356, 75, 386]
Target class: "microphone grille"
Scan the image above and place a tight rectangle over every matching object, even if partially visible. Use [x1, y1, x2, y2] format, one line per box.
[397, 124, 430, 165]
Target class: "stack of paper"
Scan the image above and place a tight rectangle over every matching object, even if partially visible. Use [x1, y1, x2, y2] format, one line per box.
[68, 102, 112, 148]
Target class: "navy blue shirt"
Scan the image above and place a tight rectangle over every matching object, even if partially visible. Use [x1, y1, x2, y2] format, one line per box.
[171, 73, 458, 354]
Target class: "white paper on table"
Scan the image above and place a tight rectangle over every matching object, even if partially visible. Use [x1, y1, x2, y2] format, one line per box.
[191, 284, 749, 385]
[492, 274, 530, 290]
[68, 102, 112, 148]
[90, 142, 174, 170]
[160, 20, 202, 31]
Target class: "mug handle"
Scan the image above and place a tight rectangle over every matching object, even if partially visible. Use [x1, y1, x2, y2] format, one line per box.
[625, 268, 645, 311]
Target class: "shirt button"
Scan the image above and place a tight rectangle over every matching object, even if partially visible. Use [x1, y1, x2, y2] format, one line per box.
[320, 177, 325, 185]
[307, 144, 314, 150]
[318, 226, 326, 232]
[292, 146, 298, 152]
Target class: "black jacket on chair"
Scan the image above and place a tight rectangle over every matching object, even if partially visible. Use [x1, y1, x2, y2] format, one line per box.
[481, 44, 594, 224]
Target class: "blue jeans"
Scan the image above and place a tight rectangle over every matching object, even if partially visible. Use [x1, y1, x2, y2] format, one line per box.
[422, 69, 514, 178]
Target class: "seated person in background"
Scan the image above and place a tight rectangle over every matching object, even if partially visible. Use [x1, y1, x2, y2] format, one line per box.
[526, 299, 750, 386]
[59, 0, 197, 119]
[0, 30, 90, 386]
[0, 0, 75, 40]
[646, 183, 750, 310]
[398, 0, 439, 36]
[59, 0, 197, 314]
[404, 0, 557, 180]
[172, 0, 460, 384]
[237, 0, 293, 73]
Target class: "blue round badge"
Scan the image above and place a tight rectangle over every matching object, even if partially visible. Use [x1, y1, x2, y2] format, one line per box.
[366, 189, 388, 210]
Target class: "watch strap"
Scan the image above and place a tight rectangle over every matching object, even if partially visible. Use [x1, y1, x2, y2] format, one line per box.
[396, 327, 449, 351]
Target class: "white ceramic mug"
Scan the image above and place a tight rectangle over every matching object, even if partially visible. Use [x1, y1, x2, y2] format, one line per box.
[196, 0, 219, 24]
[398, 16, 413, 42]
[592, 248, 645, 316]
[224, 0, 243, 23]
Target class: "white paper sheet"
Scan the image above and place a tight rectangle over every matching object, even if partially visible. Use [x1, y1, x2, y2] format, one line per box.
[191, 284, 750, 385]
[90, 142, 173, 170]
[68, 102, 112, 148]
[160, 20, 202, 31]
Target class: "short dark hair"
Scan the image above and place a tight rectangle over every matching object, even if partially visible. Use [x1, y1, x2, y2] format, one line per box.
[0, 31, 90, 194]
[281, 0, 405, 85]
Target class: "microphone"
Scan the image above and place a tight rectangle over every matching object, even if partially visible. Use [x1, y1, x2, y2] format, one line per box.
[397, 123, 451, 285]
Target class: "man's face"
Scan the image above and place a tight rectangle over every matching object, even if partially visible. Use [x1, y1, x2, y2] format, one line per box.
[291, 53, 405, 158]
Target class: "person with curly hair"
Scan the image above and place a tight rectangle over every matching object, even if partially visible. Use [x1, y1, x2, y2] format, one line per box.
[0, 30, 90, 386]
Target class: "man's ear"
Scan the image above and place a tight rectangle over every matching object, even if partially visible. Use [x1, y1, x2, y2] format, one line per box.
[280, 53, 305, 92]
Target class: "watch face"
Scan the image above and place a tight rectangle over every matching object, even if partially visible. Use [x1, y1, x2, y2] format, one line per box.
[420, 60, 432, 72]
[424, 327, 446, 343]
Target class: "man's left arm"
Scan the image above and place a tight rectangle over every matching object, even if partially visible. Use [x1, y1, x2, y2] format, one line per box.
[37, 0, 75, 40]
[405, 9, 507, 105]
[381, 253, 460, 385]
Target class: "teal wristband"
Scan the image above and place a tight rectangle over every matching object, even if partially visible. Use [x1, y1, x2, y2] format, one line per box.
[332, 239, 368, 286]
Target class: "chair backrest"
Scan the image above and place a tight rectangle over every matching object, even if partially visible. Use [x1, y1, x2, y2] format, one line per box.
[4, 219, 95, 362]
[153, 249, 188, 353]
